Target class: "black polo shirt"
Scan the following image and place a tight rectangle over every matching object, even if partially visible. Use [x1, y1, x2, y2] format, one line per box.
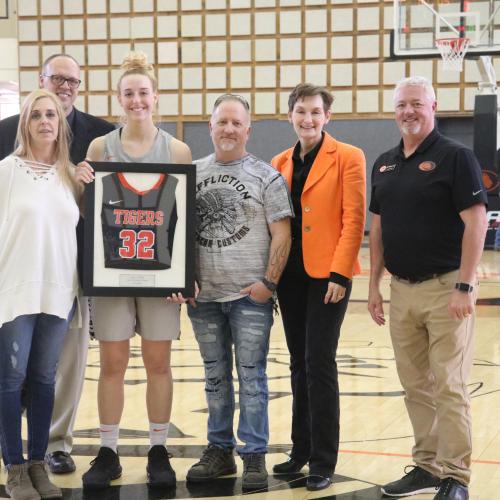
[369, 128, 487, 280]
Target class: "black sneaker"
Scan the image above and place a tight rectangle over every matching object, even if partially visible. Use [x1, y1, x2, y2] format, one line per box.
[82, 447, 122, 489]
[434, 478, 469, 500]
[381, 465, 440, 497]
[242, 453, 268, 490]
[147, 445, 176, 488]
[186, 445, 236, 482]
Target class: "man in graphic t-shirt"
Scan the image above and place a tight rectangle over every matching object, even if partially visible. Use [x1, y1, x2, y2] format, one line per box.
[185, 94, 293, 490]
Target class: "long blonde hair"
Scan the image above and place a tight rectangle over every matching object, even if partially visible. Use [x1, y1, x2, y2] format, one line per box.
[14, 89, 78, 197]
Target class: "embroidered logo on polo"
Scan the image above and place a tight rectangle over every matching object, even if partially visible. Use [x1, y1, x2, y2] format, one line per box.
[195, 176, 256, 251]
[418, 161, 437, 172]
[379, 164, 396, 173]
[482, 169, 499, 193]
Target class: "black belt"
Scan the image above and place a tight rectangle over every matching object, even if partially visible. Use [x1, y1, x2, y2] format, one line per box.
[393, 273, 443, 284]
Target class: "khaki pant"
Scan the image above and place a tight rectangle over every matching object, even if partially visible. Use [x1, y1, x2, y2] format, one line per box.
[48, 296, 90, 453]
[389, 270, 475, 485]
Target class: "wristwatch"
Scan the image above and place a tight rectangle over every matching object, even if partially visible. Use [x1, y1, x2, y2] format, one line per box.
[262, 277, 277, 292]
[455, 282, 474, 293]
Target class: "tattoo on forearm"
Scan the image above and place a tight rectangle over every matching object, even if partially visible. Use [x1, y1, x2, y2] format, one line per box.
[267, 240, 291, 282]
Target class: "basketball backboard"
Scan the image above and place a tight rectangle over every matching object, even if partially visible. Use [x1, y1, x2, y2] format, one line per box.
[392, 0, 500, 58]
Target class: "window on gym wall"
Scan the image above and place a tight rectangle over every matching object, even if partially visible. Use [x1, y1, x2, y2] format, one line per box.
[0, 81, 20, 120]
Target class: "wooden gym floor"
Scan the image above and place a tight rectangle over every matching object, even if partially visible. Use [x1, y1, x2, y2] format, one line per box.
[1, 247, 499, 499]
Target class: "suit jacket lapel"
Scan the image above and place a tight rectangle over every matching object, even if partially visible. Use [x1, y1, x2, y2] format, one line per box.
[303, 133, 337, 194]
[69, 109, 88, 164]
[278, 151, 294, 189]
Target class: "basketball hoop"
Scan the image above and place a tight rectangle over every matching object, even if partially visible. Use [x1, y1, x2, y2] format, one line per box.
[435, 37, 470, 72]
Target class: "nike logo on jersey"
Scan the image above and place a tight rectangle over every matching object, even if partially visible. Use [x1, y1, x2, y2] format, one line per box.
[472, 190, 482, 196]
[108, 200, 123, 205]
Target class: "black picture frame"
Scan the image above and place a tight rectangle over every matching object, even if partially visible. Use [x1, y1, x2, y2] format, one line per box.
[83, 161, 196, 297]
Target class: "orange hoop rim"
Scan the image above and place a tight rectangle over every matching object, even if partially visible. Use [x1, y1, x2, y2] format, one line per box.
[435, 36, 470, 71]
[435, 37, 470, 47]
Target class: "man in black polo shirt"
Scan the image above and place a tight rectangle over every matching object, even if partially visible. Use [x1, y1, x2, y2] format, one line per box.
[368, 76, 487, 500]
[0, 53, 114, 474]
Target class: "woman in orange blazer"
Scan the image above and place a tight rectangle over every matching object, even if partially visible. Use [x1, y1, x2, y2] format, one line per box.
[271, 84, 366, 491]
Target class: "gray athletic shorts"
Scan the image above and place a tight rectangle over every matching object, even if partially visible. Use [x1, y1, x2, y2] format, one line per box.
[91, 297, 181, 341]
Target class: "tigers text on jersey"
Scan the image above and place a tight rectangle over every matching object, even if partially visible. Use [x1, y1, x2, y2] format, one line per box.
[101, 172, 178, 270]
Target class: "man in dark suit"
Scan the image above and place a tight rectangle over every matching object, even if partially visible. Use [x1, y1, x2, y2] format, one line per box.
[0, 53, 114, 474]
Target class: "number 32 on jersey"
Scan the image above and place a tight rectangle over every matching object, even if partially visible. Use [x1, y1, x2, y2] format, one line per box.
[118, 229, 155, 260]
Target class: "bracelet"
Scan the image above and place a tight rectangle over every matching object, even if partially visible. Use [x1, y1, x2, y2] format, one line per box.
[262, 277, 277, 292]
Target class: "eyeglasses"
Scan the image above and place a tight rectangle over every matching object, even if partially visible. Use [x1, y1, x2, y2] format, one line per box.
[41, 74, 81, 89]
[213, 93, 250, 111]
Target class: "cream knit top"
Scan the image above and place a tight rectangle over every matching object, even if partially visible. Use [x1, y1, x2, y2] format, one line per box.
[0, 155, 79, 328]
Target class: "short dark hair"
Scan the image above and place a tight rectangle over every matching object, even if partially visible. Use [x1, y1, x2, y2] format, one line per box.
[41, 53, 80, 73]
[288, 83, 334, 114]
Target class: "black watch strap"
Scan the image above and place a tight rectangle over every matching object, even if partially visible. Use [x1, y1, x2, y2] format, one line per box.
[455, 282, 474, 293]
[262, 277, 277, 292]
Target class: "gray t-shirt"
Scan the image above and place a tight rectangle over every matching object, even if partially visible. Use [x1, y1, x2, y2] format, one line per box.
[194, 153, 293, 302]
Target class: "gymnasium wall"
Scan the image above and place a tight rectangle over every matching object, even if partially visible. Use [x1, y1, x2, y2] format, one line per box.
[0, 0, 18, 83]
[15, 0, 500, 125]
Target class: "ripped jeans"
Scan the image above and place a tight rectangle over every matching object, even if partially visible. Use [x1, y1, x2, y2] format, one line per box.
[0, 308, 74, 465]
[188, 296, 273, 455]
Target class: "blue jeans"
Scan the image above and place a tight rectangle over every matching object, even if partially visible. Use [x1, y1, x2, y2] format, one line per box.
[188, 296, 273, 455]
[0, 305, 75, 466]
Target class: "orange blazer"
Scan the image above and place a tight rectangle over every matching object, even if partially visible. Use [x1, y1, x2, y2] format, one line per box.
[272, 132, 366, 280]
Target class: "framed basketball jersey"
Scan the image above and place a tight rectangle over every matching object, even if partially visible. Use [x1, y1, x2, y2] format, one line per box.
[83, 162, 196, 297]
[101, 172, 178, 270]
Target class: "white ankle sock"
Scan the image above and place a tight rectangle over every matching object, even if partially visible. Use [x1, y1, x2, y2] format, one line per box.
[149, 422, 170, 449]
[99, 423, 119, 453]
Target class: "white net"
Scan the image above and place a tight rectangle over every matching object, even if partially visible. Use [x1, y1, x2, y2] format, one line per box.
[436, 37, 470, 72]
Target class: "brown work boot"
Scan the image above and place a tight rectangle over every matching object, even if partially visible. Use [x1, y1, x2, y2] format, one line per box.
[5, 463, 40, 500]
[28, 461, 62, 499]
